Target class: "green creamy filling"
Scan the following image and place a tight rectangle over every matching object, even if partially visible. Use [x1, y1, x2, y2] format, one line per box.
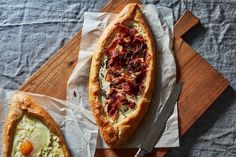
[11, 114, 64, 157]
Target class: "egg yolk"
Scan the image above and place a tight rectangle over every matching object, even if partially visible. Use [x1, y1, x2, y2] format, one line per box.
[20, 140, 33, 156]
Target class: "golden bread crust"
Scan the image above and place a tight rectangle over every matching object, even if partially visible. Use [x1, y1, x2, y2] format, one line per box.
[3, 93, 71, 157]
[89, 3, 155, 146]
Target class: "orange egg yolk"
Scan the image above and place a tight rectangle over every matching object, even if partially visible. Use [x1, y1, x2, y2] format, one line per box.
[20, 140, 33, 156]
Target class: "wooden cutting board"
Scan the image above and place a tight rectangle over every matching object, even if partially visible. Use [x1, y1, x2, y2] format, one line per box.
[19, 0, 229, 156]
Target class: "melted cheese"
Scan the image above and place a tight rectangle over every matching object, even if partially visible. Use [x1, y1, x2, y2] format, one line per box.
[11, 114, 64, 157]
[129, 22, 146, 36]
[99, 55, 110, 103]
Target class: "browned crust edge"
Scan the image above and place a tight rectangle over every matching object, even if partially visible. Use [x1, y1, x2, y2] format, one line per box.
[89, 3, 155, 146]
[3, 92, 71, 157]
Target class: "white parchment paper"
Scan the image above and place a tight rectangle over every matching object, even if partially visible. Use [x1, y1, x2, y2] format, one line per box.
[67, 5, 179, 148]
[0, 89, 97, 157]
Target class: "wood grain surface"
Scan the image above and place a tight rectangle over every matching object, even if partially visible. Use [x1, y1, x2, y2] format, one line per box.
[19, 0, 229, 157]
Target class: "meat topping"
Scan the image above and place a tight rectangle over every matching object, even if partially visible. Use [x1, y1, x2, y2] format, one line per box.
[101, 23, 149, 117]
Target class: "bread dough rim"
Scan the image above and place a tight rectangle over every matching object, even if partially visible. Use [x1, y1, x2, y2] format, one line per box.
[3, 92, 71, 157]
[89, 3, 155, 146]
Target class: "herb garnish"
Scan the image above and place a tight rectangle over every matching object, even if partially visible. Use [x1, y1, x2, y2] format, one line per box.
[120, 109, 127, 118]
[101, 61, 104, 67]
[99, 80, 107, 98]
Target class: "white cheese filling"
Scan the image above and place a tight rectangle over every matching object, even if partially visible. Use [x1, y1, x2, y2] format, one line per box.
[11, 114, 64, 157]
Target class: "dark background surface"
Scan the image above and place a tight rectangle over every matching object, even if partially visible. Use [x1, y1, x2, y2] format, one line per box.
[0, 0, 235, 156]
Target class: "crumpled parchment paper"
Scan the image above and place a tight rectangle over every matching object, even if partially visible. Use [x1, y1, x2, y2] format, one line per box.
[0, 89, 97, 157]
[67, 5, 179, 148]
